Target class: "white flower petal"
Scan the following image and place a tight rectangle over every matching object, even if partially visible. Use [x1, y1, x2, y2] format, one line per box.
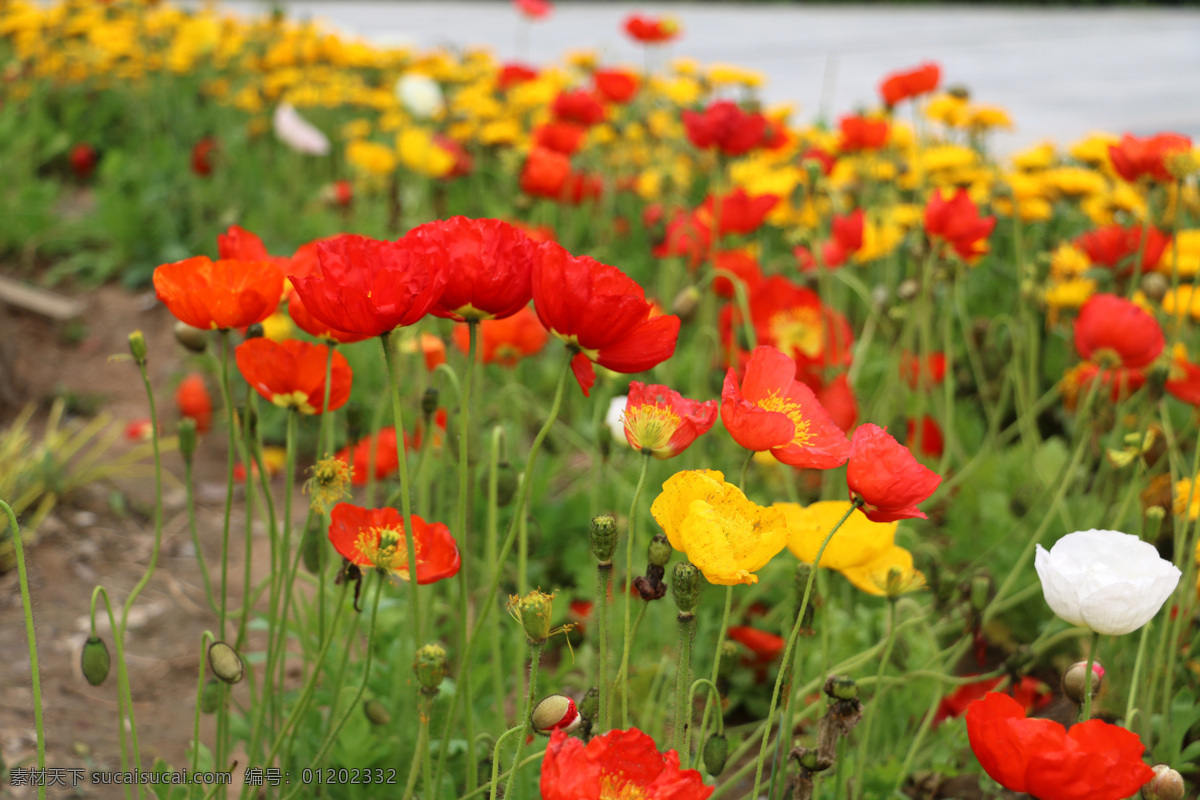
[273, 103, 330, 156]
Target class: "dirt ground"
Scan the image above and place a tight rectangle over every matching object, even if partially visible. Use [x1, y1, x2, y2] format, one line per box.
[0, 281, 281, 797]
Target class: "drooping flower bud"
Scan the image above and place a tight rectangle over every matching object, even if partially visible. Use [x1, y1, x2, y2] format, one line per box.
[208, 641, 245, 685]
[508, 590, 556, 645]
[671, 562, 702, 617]
[1062, 660, 1104, 704]
[590, 514, 618, 565]
[363, 699, 391, 726]
[173, 322, 210, 354]
[421, 387, 439, 419]
[414, 643, 448, 694]
[128, 330, 147, 367]
[648, 533, 672, 568]
[178, 418, 197, 465]
[1142, 764, 1185, 800]
[199, 678, 221, 714]
[703, 733, 728, 776]
[531, 694, 580, 734]
[80, 636, 110, 686]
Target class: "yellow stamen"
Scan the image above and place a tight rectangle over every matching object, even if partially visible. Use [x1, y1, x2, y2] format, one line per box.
[769, 307, 825, 358]
[624, 404, 682, 453]
[755, 390, 812, 447]
[355, 526, 416, 576]
[599, 775, 648, 800]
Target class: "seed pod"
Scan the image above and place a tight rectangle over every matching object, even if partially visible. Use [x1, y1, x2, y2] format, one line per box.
[178, 418, 197, 464]
[80, 636, 110, 686]
[421, 387, 439, 419]
[1062, 660, 1104, 704]
[648, 533, 672, 568]
[1142, 764, 1185, 800]
[128, 330, 148, 366]
[414, 643, 448, 694]
[590, 514, 618, 565]
[671, 562, 702, 617]
[703, 733, 728, 776]
[510, 590, 555, 645]
[208, 641, 245, 685]
[363, 699, 391, 726]
[301, 515, 323, 575]
[244, 323, 265, 340]
[199, 678, 222, 714]
[173, 322, 210, 354]
[531, 694, 579, 734]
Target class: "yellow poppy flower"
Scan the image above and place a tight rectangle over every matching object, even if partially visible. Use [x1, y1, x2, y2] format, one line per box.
[650, 470, 788, 586]
[840, 545, 925, 597]
[778, 501, 895, 570]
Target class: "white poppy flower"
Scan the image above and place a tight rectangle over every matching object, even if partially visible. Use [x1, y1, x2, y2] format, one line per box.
[272, 103, 330, 156]
[1035, 529, 1181, 636]
[395, 73, 444, 119]
[606, 396, 628, 445]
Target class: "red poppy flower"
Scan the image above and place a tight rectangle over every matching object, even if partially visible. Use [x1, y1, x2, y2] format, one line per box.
[1074, 294, 1163, 370]
[289, 234, 447, 338]
[520, 146, 572, 199]
[540, 728, 711, 800]
[323, 179, 354, 208]
[696, 189, 778, 237]
[498, 62, 539, 90]
[328, 503, 459, 584]
[433, 134, 474, 180]
[1166, 348, 1200, 406]
[336, 427, 406, 486]
[1065, 362, 1146, 408]
[621, 381, 717, 459]
[534, 122, 587, 155]
[796, 209, 865, 271]
[966, 692, 1153, 800]
[288, 293, 371, 344]
[452, 305, 549, 367]
[191, 137, 217, 177]
[682, 100, 768, 157]
[125, 418, 154, 441]
[1108, 132, 1192, 183]
[176, 374, 213, 434]
[651, 208, 711, 268]
[553, 89, 606, 127]
[400, 217, 536, 323]
[838, 115, 888, 153]
[712, 250, 763, 298]
[721, 346, 850, 468]
[741, 276, 854, 384]
[623, 14, 681, 44]
[900, 351, 947, 389]
[934, 676, 1050, 727]
[234, 338, 352, 415]
[514, 0, 551, 19]
[879, 62, 940, 108]
[533, 242, 680, 396]
[69, 143, 97, 179]
[925, 188, 996, 261]
[906, 415, 944, 459]
[847, 423, 941, 522]
[154, 256, 284, 331]
[814, 373, 857, 433]
[728, 625, 785, 663]
[1075, 224, 1170, 276]
[799, 146, 836, 176]
[593, 68, 639, 104]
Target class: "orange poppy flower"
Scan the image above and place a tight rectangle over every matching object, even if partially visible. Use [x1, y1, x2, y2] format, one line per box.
[520, 146, 572, 199]
[176, 373, 213, 433]
[879, 62, 940, 108]
[620, 381, 717, 459]
[335, 427, 406, 486]
[1075, 224, 1169, 276]
[847, 424, 941, 522]
[623, 14, 681, 44]
[540, 728, 710, 800]
[498, 62, 538, 90]
[720, 346, 850, 469]
[728, 625, 785, 663]
[234, 338, 352, 415]
[403, 217, 537, 323]
[735, 276, 854, 385]
[533, 242, 680, 395]
[327, 503, 459, 584]
[796, 209, 865, 271]
[1108, 132, 1192, 183]
[451, 305, 549, 367]
[696, 188, 778, 236]
[289, 234, 448, 338]
[838, 115, 888, 152]
[534, 122, 587, 155]
[593, 68, 639, 104]
[154, 256, 284, 331]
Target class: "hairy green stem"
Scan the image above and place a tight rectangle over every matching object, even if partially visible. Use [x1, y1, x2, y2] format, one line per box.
[3, 499, 46, 800]
[620, 451, 653, 727]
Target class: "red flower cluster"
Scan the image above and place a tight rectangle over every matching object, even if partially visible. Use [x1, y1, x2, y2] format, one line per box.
[540, 728, 711, 800]
[879, 62, 940, 108]
[682, 100, 770, 156]
[623, 14, 680, 44]
[925, 188, 996, 260]
[847, 424, 941, 522]
[1108, 132, 1192, 183]
[966, 692, 1153, 800]
[1075, 224, 1170, 276]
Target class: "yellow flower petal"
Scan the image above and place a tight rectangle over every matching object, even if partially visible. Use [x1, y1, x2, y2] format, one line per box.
[839, 545, 924, 597]
[779, 500, 896, 571]
[650, 469, 729, 553]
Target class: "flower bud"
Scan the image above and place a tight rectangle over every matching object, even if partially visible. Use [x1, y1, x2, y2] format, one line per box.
[421, 387, 439, 419]
[173, 322, 210, 354]
[1142, 764, 1185, 800]
[648, 533, 672, 568]
[1144, 506, 1165, 543]
[670, 286, 702, 324]
[824, 675, 858, 701]
[531, 694, 580, 734]
[1142, 272, 1170, 303]
[509, 590, 555, 645]
[244, 323, 265, 340]
[80, 636, 110, 686]
[702, 733, 728, 776]
[301, 515, 323, 574]
[671, 562, 702, 617]
[363, 699, 391, 726]
[717, 640, 740, 681]
[199, 678, 221, 714]
[414, 643, 447, 693]
[897, 279, 920, 302]
[207, 641, 245, 685]
[1062, 660, 1104, 704]
[178, 418, 197, 465]
[577, 687, 600, 723]
[969, 573, 993, 614]
[590, 514, 618, 565]
[128, 330, 147, 367]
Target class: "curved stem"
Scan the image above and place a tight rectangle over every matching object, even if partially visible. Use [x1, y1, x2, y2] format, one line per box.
[620, 451, 652, 727]
[486, 726, 524, 800]
[2, 499, 46, 800]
